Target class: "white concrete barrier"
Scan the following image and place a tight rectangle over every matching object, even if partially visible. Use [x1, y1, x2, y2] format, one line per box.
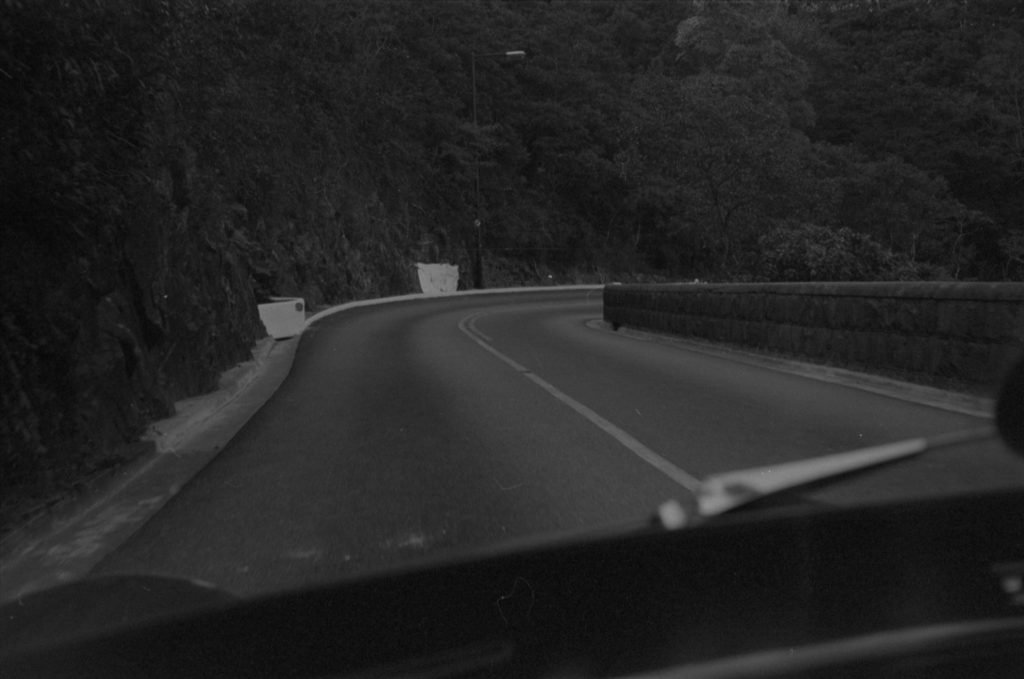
[257, 297, 306, 339]
[415, 263, 459, 294]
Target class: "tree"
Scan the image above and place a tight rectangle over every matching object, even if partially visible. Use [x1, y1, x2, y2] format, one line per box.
[806, 0, 1024, 278]
[618, 1, 823, 274]
[755, 223, 916, 281]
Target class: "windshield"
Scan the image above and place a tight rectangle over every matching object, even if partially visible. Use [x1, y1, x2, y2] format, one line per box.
[2, 0, 1023, 607]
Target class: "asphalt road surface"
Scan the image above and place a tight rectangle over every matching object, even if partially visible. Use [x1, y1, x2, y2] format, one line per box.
[93, 290, 1024, 597]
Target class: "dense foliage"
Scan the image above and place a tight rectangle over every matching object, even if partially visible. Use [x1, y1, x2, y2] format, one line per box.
[2, 0, 1021, 518]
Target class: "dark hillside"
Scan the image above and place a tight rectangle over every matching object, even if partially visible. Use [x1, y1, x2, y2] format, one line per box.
[2, 0, 1021, 526]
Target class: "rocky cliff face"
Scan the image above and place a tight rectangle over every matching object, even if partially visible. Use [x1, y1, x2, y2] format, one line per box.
[1, 99, 441, 528]
[1, 140, 267, 520]
[1, 1, 479, 524]
[2, 124, 433, 526]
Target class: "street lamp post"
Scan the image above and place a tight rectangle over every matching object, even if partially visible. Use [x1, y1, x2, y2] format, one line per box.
[471, 49, 526, 289]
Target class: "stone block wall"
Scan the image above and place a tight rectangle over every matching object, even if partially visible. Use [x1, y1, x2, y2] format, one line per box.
[604, 282, 1024, 389]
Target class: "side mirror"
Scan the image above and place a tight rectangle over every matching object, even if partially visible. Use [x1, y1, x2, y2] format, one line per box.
[996, 352, 1024, 454]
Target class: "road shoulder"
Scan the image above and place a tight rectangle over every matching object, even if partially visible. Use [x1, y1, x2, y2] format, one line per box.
[0, 337, 299, 602]
[590, 320, 994, 418]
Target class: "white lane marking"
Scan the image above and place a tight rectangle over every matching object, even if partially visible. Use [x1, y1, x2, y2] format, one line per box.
[458, 312, 701, 493]
[466, 313, 494, 342]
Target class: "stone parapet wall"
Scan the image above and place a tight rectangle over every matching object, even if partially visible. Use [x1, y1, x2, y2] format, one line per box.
[604, 283, 1024, 389]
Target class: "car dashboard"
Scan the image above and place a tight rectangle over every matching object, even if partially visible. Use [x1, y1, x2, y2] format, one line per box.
[2, 487, 1023, 678]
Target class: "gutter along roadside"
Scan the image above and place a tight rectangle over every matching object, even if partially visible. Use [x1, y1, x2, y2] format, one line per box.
[0, 336, 298, 601]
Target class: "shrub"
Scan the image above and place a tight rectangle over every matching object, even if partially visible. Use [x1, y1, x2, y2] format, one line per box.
[755, 222, 918, 281]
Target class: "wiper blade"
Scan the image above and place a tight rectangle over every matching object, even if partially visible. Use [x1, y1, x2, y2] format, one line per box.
[694, 427, 996, 519]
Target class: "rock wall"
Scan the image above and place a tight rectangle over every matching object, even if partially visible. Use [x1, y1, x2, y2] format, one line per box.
[604, 283, 1024, 389]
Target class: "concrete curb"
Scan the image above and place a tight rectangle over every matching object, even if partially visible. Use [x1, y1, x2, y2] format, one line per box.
[144, 336, 277, 453]
[305, 285, 603, 326]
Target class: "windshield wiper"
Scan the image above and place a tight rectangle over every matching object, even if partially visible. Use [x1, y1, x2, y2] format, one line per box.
[698, 427, 997, 517]
[655, 427, 998, 529]
[650, 352, 1024, 529]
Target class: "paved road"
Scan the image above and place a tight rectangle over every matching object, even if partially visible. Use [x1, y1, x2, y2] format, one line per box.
[93, 290, 1024, 597]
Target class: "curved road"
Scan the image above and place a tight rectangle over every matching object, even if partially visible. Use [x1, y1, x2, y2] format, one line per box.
[94, 290, 1024, 597]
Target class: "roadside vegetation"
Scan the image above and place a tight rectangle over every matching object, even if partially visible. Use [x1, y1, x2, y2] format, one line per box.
[2, 0, 1021, 525]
